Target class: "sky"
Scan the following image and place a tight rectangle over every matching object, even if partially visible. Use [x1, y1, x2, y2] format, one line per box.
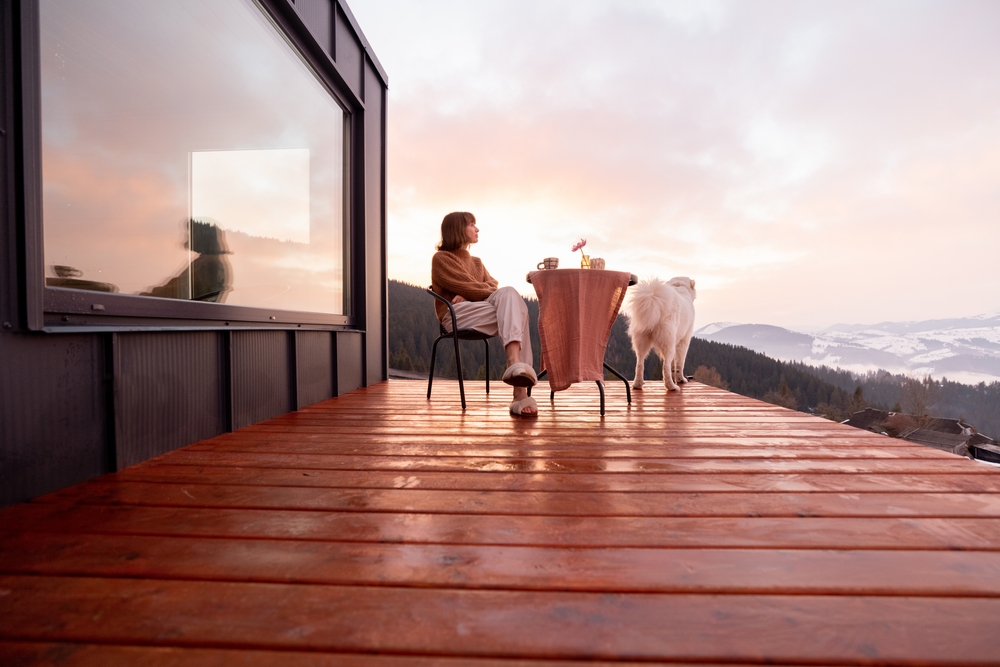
[347, 0, 1000, 330]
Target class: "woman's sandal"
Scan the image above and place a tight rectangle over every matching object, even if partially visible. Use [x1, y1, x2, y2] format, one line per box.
[509, 396, 538, 418]
[502, 362, 538, 387]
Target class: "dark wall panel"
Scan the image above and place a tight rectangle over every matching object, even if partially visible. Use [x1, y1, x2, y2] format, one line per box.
[295, 0, 332, 55]
[335, 6, 362, 98]
[115, 332, 225, 469]
[296, 330, 334, 409]
[232, 330, 294, 429]
[337, 331, 363, 395]
[0, 333, 108, 506]
[1, 0, 17, 330]
[365, 64, 386, 385]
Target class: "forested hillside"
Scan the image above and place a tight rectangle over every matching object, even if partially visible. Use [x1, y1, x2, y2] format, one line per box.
[388, 279, 998, 435]
[803, 365, 1000, 436]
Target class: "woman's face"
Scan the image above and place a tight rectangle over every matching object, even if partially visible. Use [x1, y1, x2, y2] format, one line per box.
[465, 220, 479, 245]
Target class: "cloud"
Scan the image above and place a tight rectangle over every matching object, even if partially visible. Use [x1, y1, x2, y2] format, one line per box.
[355, 0, 1000, 327]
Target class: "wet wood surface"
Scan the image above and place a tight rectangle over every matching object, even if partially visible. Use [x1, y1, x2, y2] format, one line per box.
[2, 380, 1000, 665]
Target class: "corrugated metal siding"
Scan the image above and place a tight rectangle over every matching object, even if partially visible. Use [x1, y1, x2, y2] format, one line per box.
[0, 333, 108, 506]
[231, 330, 294, 430]
[337, 331, 363, 395]
[115, 332, 225, 469]
[365, 65, 386, 386]
[335, 6, 362, 97]
[295, 0, 332, 55]
[296, 331, 334, 409]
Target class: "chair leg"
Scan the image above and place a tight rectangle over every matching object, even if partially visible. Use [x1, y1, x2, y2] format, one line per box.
[597, 380, 605, 416]
[484, 339, 490, 395]
[427, 337, 442, 400]
[453, 335, 467, 410]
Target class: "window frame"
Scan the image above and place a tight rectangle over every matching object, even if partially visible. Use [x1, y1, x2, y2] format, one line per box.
[17, 0, 365, 331]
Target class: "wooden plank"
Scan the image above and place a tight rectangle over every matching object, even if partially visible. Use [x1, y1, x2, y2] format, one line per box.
[4, 503, 1000, 550]
[242, 421, 876, 431]
[112, 465, 1000, 493]
[291, 420, 877, 430]
[191, 422, 909, 437]
[34, 481, 1000, 518]
[0, 642, 670, 667]
[259, 412, 865, 421]
[5, 532, 1000, 596]
[247, 411, 847, 419]
[190, 434, 921, 450]
[183, 441, 953, 460]
[3, 575, 1000, 663]
[150, 450, 986, 474]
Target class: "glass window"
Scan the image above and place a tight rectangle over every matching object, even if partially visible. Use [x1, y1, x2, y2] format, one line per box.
[40, 0, 348, 315]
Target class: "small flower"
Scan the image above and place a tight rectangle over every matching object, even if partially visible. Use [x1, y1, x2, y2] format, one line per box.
[571, 238, 587, 252]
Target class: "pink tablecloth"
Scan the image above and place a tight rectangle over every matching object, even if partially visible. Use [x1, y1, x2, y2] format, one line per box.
[529, 269, 631, 392]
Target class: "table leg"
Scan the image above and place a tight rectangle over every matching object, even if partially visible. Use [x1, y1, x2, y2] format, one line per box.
[528, 369, 548, 398]
[603, 362, 632, 404]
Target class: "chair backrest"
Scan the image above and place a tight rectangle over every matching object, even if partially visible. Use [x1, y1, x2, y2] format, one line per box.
[427, 287, 457, 336]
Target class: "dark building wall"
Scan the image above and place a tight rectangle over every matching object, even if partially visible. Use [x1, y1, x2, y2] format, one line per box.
[0, 327, 363, 505]
[0, 0, 388, 507]
[295, 0, 333, 55]
[231, 330, 295, 431]
[296, 330, 335, 410]
[114, 332, 228, 468]
[337, 331, 364, 396]
[0, 333, 109, 505]
[335, 4, 364, 98]
[365, 68, 387, 386]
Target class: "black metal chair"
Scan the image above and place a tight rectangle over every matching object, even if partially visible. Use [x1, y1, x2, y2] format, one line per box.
[426, 288, 494, 410]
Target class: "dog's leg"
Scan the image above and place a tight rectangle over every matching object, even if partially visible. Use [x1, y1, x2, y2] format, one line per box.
[632, 332, 651, 390]
[674, 336, 692, 385]
[633, 351, 647, 390]
[661, 337, 681, 392]
[670, 348, 683, 385]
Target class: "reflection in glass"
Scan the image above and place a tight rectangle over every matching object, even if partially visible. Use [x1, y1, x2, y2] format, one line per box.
[41, 0, 347, 314]
[192, 149, 311, 245]
[141, 221, 233, 302]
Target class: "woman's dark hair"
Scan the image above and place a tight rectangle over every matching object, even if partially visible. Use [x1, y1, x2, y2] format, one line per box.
[437, 211, 475, 252]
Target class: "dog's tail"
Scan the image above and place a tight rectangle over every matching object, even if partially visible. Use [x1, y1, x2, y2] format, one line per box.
[623, 277, 670, 333]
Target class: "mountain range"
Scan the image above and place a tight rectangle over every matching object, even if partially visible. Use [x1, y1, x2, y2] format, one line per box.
[695, 312, 1000, 385]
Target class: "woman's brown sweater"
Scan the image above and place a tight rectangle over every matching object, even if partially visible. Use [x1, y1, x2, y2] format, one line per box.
[430, 248, 498, 322]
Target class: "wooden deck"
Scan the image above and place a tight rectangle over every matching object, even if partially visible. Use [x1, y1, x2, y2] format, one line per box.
[3, 379, 1000, 665]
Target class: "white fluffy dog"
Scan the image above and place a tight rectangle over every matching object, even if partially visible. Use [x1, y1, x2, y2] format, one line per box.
[622, 277, 696, 391]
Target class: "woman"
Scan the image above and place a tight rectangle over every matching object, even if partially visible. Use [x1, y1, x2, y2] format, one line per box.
[431, 211, 538, 417]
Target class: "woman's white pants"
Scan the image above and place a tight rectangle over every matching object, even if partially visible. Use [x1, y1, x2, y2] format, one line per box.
[442, 286, 533, 366]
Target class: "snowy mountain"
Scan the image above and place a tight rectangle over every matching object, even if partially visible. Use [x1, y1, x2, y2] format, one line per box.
[695, 312, 1000, 385]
